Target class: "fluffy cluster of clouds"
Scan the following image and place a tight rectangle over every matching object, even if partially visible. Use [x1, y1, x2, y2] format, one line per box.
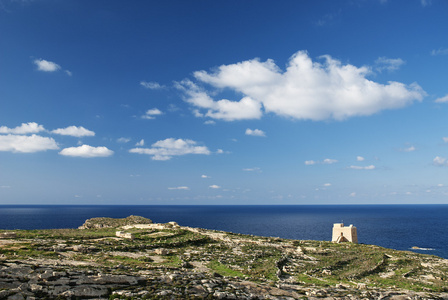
[0, 122, 112, 157]
[129, 138, 211, 161]
[177, 51, 425, 122]
[51, 126, 95, 137]
[245, 128, 266, 137]
[59, 145, 113, 158]
[0, 134, 59, 153]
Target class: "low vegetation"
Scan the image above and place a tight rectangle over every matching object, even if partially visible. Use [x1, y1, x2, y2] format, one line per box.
[0, 216, 447, 299]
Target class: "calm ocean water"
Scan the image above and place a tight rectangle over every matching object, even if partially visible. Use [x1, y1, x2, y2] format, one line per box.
[0, 205, 446, 259]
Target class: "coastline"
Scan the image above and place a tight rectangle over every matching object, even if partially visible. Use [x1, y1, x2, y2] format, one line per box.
[1, 216, 447, 299]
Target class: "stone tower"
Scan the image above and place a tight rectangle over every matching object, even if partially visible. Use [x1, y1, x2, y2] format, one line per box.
[332, 223, 358, 243]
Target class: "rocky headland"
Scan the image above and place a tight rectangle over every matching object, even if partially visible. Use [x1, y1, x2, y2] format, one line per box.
[0, 216, 447, 299]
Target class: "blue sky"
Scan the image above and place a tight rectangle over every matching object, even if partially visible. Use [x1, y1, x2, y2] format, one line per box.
[1, 0, 448, 205]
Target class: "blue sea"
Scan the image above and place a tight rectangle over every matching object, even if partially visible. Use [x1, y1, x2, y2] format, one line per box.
[0, 205, 447, 259]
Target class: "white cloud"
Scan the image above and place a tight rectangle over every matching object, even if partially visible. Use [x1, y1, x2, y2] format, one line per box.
[305, 158, 337, 165]
[433, 156, 448, 167]
[323, 183, 331, 187]
[51, 126, 95, 137]
[0, 122, 45, 134]
[168, 186, 189, 190]
[129, 138, 210, 161]
[443, 137, 448, 143]
[59, 145, 114, 158]
[349, 192, 356, 197]
[135, 139, 144, 146]
[140, 81, 165, 90]
[431, 48, 448, 56]
[322, 158, 338, 164]
[201, 175, 210, 178]
[176, 80, 263, 121]
[216, 149, 225, 154]
[204, 120, 216, 125]
[180, 51, 425, 122]
[402, 146, 416, 152]
[142, 108, 163, 119]
[34, 59, 61, 72]
[243, 167, 261, 172]
[0, 134, 59, 153]
[435, 94, 448, 103]
[245, 128, 266, 137]
[375, 57, 405, 72]
[357, 156, 365, 161]
[209, 185, 221, 189]
[349, 165, 376, 170]
[117, 137, 131, 143]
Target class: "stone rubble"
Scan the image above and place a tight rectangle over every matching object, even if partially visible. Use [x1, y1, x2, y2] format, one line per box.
[1, 261, 447, 299]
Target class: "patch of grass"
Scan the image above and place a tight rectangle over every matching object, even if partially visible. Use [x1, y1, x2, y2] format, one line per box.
[208, 260, 245, 278]
[296, 274, 329, 286]
[15, 228, 117, 240]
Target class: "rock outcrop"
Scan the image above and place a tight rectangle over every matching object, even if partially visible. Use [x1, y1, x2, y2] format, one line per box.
[78, 215, 152, 229]
[0, 216, 447, 299]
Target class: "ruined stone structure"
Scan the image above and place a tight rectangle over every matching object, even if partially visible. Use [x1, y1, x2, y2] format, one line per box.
[332, 223, 358, 243]
[116, 231, 135, 240]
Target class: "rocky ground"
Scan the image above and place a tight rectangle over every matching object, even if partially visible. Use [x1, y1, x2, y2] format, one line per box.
[0, 216, 447, 299]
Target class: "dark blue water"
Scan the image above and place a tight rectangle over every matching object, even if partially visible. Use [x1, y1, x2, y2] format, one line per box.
[0, 205, 446, 259]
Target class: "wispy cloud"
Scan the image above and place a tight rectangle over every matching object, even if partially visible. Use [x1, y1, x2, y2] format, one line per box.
[348, 165, 376, 170]
[117, 137, 131, 143]
[0, 134, 58, 153]
[52, 126, 95, 137]
[433, 156, 448, 167]
[245, 128, 266, 137]
[140, 81, 165, 90]
[305, 158, 338, 165]
[168, 186, 189, 190]
[375, 57, 405, 72]
[400, 145, 416, 152]
[129, 138, 210, 161]
[243, 167, 262, 172]
[421, 0, 432, 7]
[179, 51, 425, 122]
[59, 145, 113, 158]
[357, 156, 365, 161]
[135, 139, 144, 146]
[431, 48, 448, 56]
[209, 185, 221, 189]
[435, 94, 448, 103]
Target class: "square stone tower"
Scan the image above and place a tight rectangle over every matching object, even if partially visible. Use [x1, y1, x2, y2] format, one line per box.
[332, 223, 358, 243]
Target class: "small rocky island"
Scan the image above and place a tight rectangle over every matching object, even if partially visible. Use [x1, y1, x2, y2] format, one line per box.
[0, 216, 447, 299]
